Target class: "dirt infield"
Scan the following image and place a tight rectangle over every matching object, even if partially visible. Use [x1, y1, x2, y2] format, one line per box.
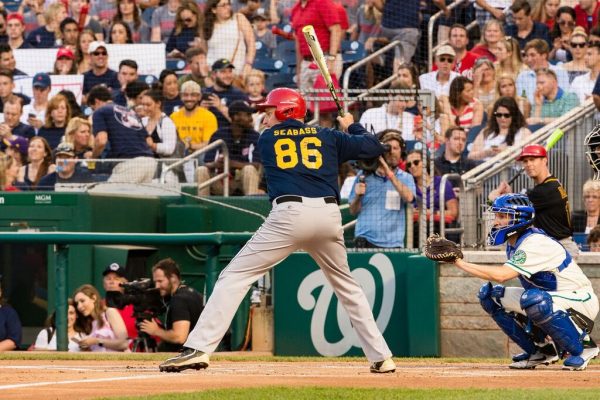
[0, 355, 599, 400]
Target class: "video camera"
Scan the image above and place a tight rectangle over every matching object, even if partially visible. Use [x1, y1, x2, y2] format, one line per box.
[105, 278, 165, 319]
[357, 130, 404, 173]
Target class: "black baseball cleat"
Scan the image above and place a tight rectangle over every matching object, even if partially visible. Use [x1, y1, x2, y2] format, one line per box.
[159, 348, 210, 372]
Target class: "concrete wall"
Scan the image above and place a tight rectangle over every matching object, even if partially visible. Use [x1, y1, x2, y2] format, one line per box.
[440, 251, 600, 358]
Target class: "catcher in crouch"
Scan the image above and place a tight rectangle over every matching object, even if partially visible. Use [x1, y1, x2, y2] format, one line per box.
[431, 193, 599, 370]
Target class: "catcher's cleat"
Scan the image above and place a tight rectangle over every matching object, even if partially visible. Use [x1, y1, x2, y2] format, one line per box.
[159, 348, 209, 372]
[370, 358, 396, 373]
[509, 346, 559, 369]
[562, 339, 599, 371]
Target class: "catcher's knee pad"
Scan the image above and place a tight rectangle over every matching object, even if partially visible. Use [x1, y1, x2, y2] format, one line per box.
[520, 289, 584, 357]
[479, 282, 536, 354]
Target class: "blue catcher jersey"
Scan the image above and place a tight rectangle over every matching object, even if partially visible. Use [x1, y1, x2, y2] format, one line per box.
[259, 119, 385, 201]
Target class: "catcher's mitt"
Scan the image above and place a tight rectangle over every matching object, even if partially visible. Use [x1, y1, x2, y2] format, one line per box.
[423, 234, 463, 262]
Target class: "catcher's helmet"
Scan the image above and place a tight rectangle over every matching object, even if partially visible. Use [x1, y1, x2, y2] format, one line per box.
[256, 88, 306, 121]
[585, 124, 600, 180]
[517, 144, 547, 160]
[487, 193, 535, 246]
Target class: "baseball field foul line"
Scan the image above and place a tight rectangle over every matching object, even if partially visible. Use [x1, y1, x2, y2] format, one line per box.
[0, 373, 164, 391]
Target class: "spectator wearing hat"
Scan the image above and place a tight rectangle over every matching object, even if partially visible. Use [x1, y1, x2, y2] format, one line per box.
[53, 47, 78, 75]
[2, 135, 28, 167]
[505, 0, 552, 50]
[0, 43, 26, 76]
[419, 45, 460, 98]
[59, 17, 80, 50]
[5, 12, 31, 50]
[171, 80, 218, 152]
[434, 24, 478, 80]
[197, 100, 262, 196]
[178, 47, 213, 89]
[112, 60, 139, 107]
[200, 59, 249, 129]
[37, 142, 92, 190]
[0, 96, 35, 148]
[489, 144, 579, 258]
[252, 10, 276, 57]
[22, 72, 51, 131]
[82, 41, 120, 96]
[25, 2, 67, 48]
[0, 274, 22, 351]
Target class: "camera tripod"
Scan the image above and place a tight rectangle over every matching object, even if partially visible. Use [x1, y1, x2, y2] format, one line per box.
[132, 331, 157, 352]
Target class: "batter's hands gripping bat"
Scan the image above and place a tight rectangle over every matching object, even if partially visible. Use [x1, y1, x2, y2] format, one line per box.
[301, 25, 344, 117]
[508, 128, 565, 185]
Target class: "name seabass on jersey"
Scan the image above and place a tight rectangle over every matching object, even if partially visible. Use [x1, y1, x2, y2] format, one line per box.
[273, 127, 318, 136]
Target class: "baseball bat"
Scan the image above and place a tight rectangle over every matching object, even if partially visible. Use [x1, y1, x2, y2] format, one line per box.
[301, 25, 344, 117]
[508, 128, 565, 185]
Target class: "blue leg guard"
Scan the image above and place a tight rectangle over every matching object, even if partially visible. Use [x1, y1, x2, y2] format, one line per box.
[520, 289, 584, 357]
[478, 282, 536, 355]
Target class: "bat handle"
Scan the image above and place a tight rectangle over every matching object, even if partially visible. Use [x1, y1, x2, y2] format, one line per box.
[507, 168, 523, 186]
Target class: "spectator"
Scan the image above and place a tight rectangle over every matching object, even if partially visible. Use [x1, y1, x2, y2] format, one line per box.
[446, 24, 478, 79]
[0, 10, 6, 43]
[52, 47, 78, 75]
[0, 275, 22, 351]
[531, 0, 560, 30]
[268, 0, 296, 25]
[291, 0, 342, 91]
[528, 68, 580, 125]
[76, 29, 96, 74]
[419, 45, 459, 98]
[239, 0, 262, 20]
[1, 135, 28, 168]
[150, 0, 181, 44]
[505, 0, 552, 50]
[244, 69, 266, 107]
[471, 18, 505, 62]
[166, 1, 203, 59]
[1, 96, 35, 143]
[82, 41, 120, 96]
[350, 0, 384, 88]
[472, 58, 497, 111]
[494, 37, 527, 81]
[374, 0, 419, 73]
[16, 136, 55, 190]
[562, 27, 590, 83]
[204, 0, 256, 79]
[494, 74, 531, 119]
[113, 59, 139, 106]
[101, 263, 138, 350]
[17, 0, 44, 34]
[572, 179, 600, 233]
[171, 81, 218, 152]
[0, 43, 26, 76]
[59, 17, 80, 50]
[5, 12, 30, 50]
[71, 0, 104, 40]
[473, 0, 511, 30]
[434, 126, 481, 182]
[25, 2, 66, 48]
[59, 90, 84, 119]
[348, 130, 415, 248]
[489, 144, 579, 258]
[359, 86, 417, 138]
[469, 96, 531, 161]
[252, 10, 276, 57]
[91, 92, 157, 183]
[0, 153, 20, 191]
[441, 76, 484, 132]
[178, 47, 212, 89]
[197, 100, 262, 196]
[38, 143, 93, 189]
[516, 39, 570, 104]
[90, 0, 118, 29]
[38, 94, 71, 150]
[393, 64, 421, 115]
[113, 0, 151, 43]
[32, 299, 83, 351]
[587, 224, 600, 251]
[201, 59, 250, 128]
[140, 258, 204, 352]
[63, 117, 94, 160]
[406, 149, 458, 245]
[549, 6, 576, 63]
[72, 284, 129, 352]
[108, 21, 134, 44]
[21, 72, 50, 131]
[573, 42, 600, 104]
[574, 0, 600, 34]
[87, 85, 113, 112]
[159, 69, 183, 115]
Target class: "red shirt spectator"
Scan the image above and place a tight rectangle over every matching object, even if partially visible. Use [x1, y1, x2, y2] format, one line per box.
[291, 0, 342, 57]
[574, 0, 600, 34]
[334, 1, 349, 31]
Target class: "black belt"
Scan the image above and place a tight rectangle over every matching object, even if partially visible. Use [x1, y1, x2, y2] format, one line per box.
[275, 195, 338, 205]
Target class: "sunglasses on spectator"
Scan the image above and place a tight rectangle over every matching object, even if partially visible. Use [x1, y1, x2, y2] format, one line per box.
[92, 51, 107, 56]
[558, 20, 575, 27]
[494, 112, 511, 118]
[406, 160, 421, 168]
[571, 42, 587, 48]
[438, 56, 454, 63]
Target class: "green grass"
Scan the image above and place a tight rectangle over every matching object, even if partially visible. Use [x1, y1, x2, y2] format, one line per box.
[101, 387, 600, 400]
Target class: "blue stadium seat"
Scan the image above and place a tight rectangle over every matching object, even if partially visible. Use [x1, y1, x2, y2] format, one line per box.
[253, 58, 288, 74]
[166, 59, 187, 71]
[341, 40, 366, 64]
[139, 75, 158, 85]
[265, 73, 297, 92]
[275, 41, 297, 69]
[255, 41, 270, 58]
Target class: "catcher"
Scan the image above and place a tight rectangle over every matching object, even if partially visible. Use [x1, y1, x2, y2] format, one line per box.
[424, 193, 599, 370]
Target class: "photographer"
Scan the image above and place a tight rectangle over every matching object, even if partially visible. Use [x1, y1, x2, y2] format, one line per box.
[140, 258, 203, 352]
[349, 130, 416, 248]
[102, 263, 137, 343]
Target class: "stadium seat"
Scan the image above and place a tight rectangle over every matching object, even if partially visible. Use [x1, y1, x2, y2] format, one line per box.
[255, 41, 270, 58]
[265, 72, 297, 92]
[275, 41, 297, 69]
[341, 40, 366, 64]
[253, 58, 288, 74]
[166, 59, 187, 71]
[139, 75, 158, 85]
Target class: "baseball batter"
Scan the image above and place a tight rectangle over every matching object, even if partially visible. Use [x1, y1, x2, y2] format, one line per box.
[454, 193, 599, 370]
[159, 88, 396, 374]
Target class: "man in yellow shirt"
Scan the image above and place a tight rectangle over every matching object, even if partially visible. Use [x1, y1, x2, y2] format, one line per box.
[170, 81, 218, 151]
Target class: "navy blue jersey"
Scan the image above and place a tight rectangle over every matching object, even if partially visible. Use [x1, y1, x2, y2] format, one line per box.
[259, 119, 385, 201]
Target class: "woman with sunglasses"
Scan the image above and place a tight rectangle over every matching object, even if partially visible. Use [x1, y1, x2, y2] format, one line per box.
[469, 96, 531, 161]
[549, 6, 576, 62]
[562, 27, 590, 83]
[166, 1, 204, 59]
[494, 37, 526, 80]
[531, 0, 560, 30]
[493, 74, 531, 118]
[572, 179, 600, 234]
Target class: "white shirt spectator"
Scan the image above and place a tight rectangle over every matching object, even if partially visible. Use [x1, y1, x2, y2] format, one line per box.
[419, 71, 459, 98]
[21, 103, 46, 128]
[570, 72, 596, 104]
[359, 104, 416, 139]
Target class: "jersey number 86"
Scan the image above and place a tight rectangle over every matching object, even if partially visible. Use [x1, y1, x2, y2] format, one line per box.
[275, 137, 323, 170]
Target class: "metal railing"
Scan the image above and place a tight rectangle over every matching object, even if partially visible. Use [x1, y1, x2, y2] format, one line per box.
[440, 173, 464, 242]
[459, 100, 596, 247]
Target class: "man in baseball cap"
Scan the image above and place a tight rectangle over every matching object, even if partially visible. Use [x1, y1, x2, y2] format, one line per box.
[203, 58, 249, 129]
[419, 44, 459, 97]
[37, 143, 92, 190]
[83, 41, 120, 96]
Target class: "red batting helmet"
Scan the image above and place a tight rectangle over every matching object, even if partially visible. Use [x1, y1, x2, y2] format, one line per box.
[256, 88, 306, 121]
[517, 144, 547, 160]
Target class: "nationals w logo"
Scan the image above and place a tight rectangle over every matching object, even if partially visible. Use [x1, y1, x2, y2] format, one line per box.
[296, 253, 396, 356]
